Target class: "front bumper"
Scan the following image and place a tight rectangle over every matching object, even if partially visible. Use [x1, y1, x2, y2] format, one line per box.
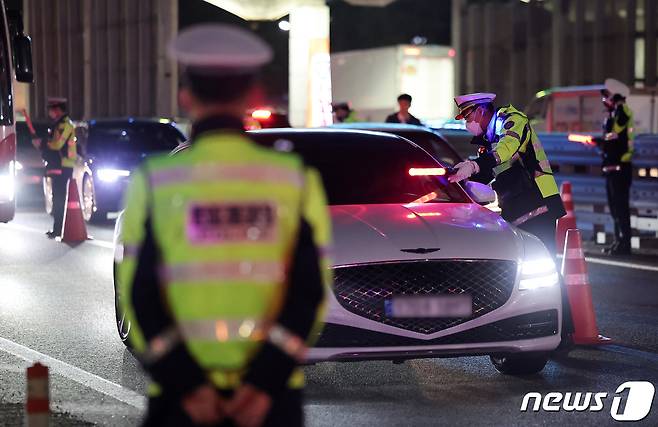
[307, 276, 562, 363]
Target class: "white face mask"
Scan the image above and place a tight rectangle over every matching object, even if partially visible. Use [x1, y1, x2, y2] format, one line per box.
[466, 120, 484, 136]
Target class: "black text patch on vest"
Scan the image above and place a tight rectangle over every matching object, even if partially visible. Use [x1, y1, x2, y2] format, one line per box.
[187, 202, 277, 244]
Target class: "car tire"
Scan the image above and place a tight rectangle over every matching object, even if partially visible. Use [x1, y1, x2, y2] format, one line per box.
[490, 353, 548, 375]
[82, 174, 104, 222]
[43, 177, 53, 215]
[113, 264, 132, 348]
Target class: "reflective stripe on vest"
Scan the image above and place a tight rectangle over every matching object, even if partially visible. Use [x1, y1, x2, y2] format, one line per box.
[179, 318, 266, 342]
[162, 261, 285, 284]
[150, 164, 305, 188]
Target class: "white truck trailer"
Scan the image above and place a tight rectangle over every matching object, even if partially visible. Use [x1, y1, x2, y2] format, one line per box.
[330, 45, 455, 123]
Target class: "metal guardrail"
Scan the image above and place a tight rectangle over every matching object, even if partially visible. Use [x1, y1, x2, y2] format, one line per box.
[541, 132, 658, 239]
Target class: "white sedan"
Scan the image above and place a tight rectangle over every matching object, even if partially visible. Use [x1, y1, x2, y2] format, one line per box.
[113, 129, 562, 375]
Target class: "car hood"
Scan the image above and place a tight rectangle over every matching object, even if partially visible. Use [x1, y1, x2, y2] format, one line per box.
[330, 203, 522, 265]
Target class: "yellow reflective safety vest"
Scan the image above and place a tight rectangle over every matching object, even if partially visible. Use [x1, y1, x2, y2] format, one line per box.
[47, 115, 77, 168]
[477, 105, 565, 225]
[117, 131, 332, 393]
[603, 103, 634, 166]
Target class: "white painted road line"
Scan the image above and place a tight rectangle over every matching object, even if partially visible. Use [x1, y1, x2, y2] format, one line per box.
[584, 256, 658, 272]
[557, 253, 658, 272]
[0, 222, 114, 250]
[0, 336, 146, 410]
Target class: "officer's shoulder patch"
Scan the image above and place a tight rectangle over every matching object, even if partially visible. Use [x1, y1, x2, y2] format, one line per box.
[504, 121, 515, 130]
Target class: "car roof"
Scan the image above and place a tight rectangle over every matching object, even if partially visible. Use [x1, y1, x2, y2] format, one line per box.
[87, 117, 180, 126]
[249, 127, 424, 146]
[172, 128, 439, 160]
[329, 122, 430, 132]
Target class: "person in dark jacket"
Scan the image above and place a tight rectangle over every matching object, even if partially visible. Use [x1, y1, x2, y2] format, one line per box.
[385, 93, 422, 125]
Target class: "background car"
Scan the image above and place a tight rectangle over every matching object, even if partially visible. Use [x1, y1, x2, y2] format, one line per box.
[113, 129, 562, 375]
[44, 118, 186, 221]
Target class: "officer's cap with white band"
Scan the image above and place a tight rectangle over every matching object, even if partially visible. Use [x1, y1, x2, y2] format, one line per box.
[168, 24, 273, 76]
[602, 78, 630, 99]
[454, 93, 496, 120]
[47, 97, 68, 109]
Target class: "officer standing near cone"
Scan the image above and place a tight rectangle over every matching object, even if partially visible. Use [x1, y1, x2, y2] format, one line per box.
[599, 78, 634, 255]
[33, 98, 77, 238]
[448, 93, 574, 342]
[116, 24, 331, 427]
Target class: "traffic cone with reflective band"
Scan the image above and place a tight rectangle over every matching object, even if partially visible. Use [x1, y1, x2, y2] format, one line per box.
[26, 362, 49, 427]
[561, 229, 612, 345]
[556, 181, 577, 255]
[60, 178, 89, 242]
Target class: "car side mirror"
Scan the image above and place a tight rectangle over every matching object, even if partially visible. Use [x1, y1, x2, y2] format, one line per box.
[463, 180, 496, 205]
[14, 34, 33, 83]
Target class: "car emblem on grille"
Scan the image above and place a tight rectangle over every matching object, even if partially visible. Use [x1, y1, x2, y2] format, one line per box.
[400, 247, 441, 254]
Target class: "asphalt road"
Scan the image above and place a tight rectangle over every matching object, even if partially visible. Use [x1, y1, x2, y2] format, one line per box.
[1, 191, 657, 426]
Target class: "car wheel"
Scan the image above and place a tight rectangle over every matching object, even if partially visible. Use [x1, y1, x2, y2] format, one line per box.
[113, 264, 132, 348]
[490, 353, 548, 375]
[43, 177, 53, 215]
[82, 174, 101, 222]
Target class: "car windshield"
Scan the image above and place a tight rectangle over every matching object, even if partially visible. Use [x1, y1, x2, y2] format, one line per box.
[392, 130, 462, 167]
[251, 131, 469, 205]
[87, 122, 185, 155]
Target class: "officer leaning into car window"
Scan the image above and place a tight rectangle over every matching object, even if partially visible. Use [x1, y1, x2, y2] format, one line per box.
[115, 24, 332, 427]
[32, 97, 77, 239]
[448, 93, 574, 344]
[598, 78, 634, 256]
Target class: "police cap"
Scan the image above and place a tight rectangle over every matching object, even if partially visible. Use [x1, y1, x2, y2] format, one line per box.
[168, 24, 273, 76]
[47, 97, 67, 110]
[454, 93, 496, 120]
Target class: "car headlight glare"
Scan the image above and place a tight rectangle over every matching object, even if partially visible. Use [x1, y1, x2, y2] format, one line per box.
[97, 168, 130, 183]
[519, 257, 559, 290]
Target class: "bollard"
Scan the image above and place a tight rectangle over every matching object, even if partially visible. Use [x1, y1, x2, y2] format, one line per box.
[26, 362, 49, 427]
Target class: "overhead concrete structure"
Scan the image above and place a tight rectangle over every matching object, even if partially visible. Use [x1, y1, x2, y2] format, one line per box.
[343, 0, 396, 5]
[204, 0, 398, 127]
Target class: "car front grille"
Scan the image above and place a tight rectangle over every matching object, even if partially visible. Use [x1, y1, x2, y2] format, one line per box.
[333, 260, 518, 335]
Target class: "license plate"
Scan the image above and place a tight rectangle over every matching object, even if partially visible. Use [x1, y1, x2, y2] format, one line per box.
[385, 295, 472, 318]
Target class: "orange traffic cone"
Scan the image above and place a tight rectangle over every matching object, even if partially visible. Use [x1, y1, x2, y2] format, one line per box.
[60, 178, 89, 242]
[26, 362, 49, 427]
[561, 228, 612, 345]
[556, 181, 577, 255]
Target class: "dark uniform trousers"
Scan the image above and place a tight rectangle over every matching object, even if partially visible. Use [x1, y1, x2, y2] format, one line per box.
[51, 168, 73, 236]
[143, 389, 303, 427]
[605, 165, 633, 249]
[517, 213, 575, 336]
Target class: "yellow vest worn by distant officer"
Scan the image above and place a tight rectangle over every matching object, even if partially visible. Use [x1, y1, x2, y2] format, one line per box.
[483, 105, 565, 225]
[117, 132, 332, 395]
[48, 115, 77, 168]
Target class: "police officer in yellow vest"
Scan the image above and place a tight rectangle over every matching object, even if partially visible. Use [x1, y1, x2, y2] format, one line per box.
[599, 78, 634, 255]
[448, 93, 573, 342]
[42, 97, 76, 238]
[116, 24, 331, 427]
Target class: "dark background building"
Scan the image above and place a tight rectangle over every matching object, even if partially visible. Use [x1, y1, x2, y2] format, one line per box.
[454, 0, 650, 109]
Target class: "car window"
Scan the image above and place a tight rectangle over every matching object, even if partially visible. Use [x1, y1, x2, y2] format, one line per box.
[251, 132, 470, 206]
[87, 122, 184, 155]
[396, 131, 461, 167]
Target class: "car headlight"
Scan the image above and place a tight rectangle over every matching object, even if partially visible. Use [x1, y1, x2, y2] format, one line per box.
[97, 168, 130, 183]
[0, 162, 16, 202]
[519, 257, 559, 290]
